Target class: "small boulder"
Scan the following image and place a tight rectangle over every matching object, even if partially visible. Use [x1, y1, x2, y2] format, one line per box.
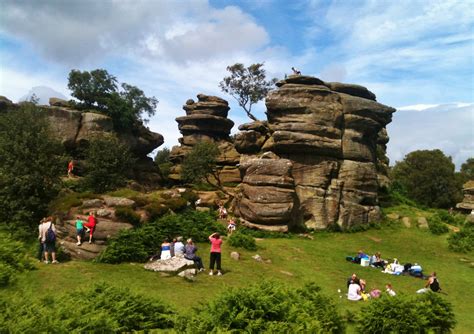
[402, 217, 411, 228]
[49, 97, 70, 107]
[252, 254, 263, 262]
[82, 199, 103, 208]
[96, 209, 112, 217]
[230, 252, 240, 260]
[417, 217, 429, 229]
[178, 269, 197, 277]
[386, 213, 400, 220]
[144, 256, 195, 273]
[103, 196, 135, 207]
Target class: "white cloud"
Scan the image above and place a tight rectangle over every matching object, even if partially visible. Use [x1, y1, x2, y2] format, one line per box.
[387, 103, 474, 169]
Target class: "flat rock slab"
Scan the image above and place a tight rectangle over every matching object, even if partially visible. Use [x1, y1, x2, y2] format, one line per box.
[103, 196, 135, 207]
[144, 256, 195, 273]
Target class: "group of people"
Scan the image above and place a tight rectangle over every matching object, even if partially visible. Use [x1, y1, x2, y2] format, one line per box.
[347, 273, 397, 301]
[75, 212, 97, 245]
[217, 203, 237, 235]
[154, 232, 224, 276]
[348, 250, 425, 278]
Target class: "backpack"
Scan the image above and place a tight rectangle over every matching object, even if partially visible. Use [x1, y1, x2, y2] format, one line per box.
[45, 223, 56, 243]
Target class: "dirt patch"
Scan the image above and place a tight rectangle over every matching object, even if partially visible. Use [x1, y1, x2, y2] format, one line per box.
[367, 236, 382, 243]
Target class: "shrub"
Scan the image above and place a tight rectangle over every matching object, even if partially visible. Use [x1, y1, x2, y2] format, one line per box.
[448, 222, 474, 253]
[97, 210, 225, 263]
[228, 232, 257, 250]
[357, 293, 456, 333]
[428, 215, 449, 235]
[164, 196, 188, 212]
[0, 233, 34, 287]
[144, 202, 170, 222]
[114, 206, 141, 226]
[177, 281, 344, 333]
[0, 283, 175, 332]
[237, 227, 293, 239]
[434, 210, 466, 226]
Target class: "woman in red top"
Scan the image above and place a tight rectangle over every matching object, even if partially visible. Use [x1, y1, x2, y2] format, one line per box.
[208, 232, 223, 276]
[83, 211, 97, 243]
[67, 160, 74, 177]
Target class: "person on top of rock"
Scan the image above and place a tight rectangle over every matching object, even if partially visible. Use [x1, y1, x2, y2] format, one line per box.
[218, 203, 228, 219]
[417, 272, 441, 294]
[174, 236, 185, 256]
[209, 232, 223, 276]
[67, 160, 74, 177]
[184, 238, 205, 271]
[83, 211, 97, 244]
[160, 238, 172, 260]
[227, 218, 236, 235]
[75, 215, 85, 246]
[291, 67, 301, 75]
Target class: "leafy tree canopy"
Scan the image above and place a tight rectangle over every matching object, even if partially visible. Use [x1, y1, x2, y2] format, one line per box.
[390, 149, 462, 208]
[80, 135, 135, 193]
[181, 141, 219, 186]
[68, 69, 158, 130]
[219, 63, 277, 121]
[0, 105, 64, 230]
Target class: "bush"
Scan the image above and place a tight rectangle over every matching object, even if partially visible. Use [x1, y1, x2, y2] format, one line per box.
[228, 232, 257, 250]
[97, 210, 226, 263]
[434, 210, 466, 226]
[0, 233, 34, 287]
[114, 206, 141, 226]
[428, 215, 449, 235]
[448, 223, 474, 253]
[357, 293, 456, 333]
[177, 281, 344, 333]
[237, 227, 293, 239]
[0, 283, 175, 332]
[144, 202, 170, 222]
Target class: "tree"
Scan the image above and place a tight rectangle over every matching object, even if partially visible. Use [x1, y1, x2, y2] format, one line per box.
[68, 69, 158, 130]
[390, 149, 462, 208]
[181, 141, 220, 186]
[219, 63, 277, 121]
[0, 105, 63, 230]
[459, 158, 474, 183]
[80, 135, 135, 193]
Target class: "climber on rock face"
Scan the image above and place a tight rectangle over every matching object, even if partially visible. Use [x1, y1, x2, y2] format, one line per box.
[291, 67, 301, 75]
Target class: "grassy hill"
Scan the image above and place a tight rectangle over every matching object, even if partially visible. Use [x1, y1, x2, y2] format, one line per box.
[4, 218, 473, 333]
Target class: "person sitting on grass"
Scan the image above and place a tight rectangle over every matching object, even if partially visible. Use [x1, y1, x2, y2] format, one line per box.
[417, 272, 441, 294]
[359, 279, 370, 301]
[75, 215, 84, 246]
[347, 273, 360, 288]
[370, 252, 386, 268]
[386, 283, 397, 296]
[347, 281, 362, 301]
[184, 238, 205, 272]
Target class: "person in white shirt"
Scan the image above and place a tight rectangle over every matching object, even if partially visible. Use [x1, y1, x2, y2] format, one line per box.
[386, 283, 396, 296]
[347, 283, 362, 301]
[173, 236, 185, 256]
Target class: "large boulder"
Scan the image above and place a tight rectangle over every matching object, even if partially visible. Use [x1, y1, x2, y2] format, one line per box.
[144, 256, 195, 273]
[456, 181, 474, 211]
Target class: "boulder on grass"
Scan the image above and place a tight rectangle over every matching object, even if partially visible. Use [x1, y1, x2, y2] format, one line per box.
[144, 256, 195, 273]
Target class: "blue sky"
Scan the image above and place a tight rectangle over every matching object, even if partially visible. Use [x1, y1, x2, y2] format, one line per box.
[0, 0, 472, 167]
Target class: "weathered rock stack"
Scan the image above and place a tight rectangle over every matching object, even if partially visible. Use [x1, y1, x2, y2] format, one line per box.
[0, 96, 164, 185]
[169, 94, 241, 185]
[235, 76, 395, 231]
[456, 180, 474, 213]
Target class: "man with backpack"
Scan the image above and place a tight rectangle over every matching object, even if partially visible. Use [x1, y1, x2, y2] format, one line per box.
[39, 216, 59, 264]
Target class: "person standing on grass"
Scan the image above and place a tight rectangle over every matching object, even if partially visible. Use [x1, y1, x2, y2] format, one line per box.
[39, 217, 59, 264]
[83, 211, 97, 244]
[209, 232, 223, 276]
[37, 218, 46, 262]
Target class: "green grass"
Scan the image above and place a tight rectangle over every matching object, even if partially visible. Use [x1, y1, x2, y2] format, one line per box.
[6, 225, 474, 333]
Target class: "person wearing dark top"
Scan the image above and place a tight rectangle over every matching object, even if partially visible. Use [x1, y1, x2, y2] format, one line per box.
[184, 238, 204, 271]
[417, 272, 441, 293]
[347, 273, 360, 288]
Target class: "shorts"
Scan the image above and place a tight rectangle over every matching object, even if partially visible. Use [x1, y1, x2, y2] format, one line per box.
[43, 241, 56, 253]
[76, 228, 84, 237]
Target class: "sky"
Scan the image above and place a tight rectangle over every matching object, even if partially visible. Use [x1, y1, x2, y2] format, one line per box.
[0, 0, 473, 168]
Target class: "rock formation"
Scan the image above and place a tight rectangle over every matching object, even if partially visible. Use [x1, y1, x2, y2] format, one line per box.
[0, 96, 164, 185]
[55, 197, 135, 260]
[169, 94, 241, 185]
[234, 75, 395, 231]
[456, 180, 474, 212]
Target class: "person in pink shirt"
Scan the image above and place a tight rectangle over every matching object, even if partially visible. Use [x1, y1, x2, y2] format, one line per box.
[208, 232, 223, 276]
